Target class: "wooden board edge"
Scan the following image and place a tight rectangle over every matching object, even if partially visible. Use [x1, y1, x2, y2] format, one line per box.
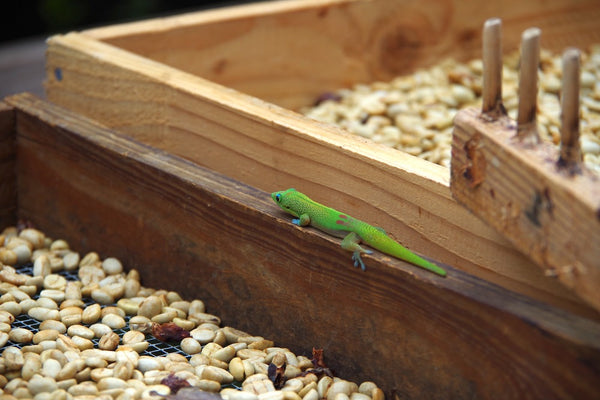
[0, 100, 16, 228]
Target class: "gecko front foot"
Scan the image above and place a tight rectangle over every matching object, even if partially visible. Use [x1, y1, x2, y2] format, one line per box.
[352, 250, 372, 271]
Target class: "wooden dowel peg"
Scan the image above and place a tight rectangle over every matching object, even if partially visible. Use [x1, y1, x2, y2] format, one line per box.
[558, 47, 582, 174]
[482, 18, 505, 118]
[516, 27, 541, 144]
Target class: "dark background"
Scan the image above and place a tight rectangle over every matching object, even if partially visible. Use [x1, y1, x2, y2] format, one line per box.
[1, 0, 259, 43]
[0, 0, 262, 97]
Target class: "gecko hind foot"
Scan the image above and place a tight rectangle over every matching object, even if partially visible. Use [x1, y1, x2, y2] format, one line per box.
[352, 251, 371, 271]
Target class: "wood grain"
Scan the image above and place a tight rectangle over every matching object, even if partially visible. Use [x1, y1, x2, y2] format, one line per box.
[8, 92, 600, 400]
[451, 107, 600, 311]
[0, 101, 16, 228]
[44, 30, 600, 319]
[81, 0, 600, 110]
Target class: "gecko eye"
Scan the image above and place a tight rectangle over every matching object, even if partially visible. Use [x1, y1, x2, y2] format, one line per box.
[275, 194, 282, 203]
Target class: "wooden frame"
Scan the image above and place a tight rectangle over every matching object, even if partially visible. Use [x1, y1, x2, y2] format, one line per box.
[43, 0, 600, 317]
[451, 108, 600, 311]
[3, 92, 600, 399]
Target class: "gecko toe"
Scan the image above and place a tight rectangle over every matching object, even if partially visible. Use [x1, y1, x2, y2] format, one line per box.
[352, 253, 367, 270]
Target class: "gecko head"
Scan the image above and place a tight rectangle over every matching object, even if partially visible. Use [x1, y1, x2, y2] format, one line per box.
[271, 188, 300, 216]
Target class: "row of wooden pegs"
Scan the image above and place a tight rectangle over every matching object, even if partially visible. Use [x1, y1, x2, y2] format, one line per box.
[481, 18, 584, 172]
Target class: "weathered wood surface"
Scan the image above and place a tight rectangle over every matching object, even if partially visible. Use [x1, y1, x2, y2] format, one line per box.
[82, 0, 600, 110]
[451, 107, 600, 311]
[0, 101, 16, 228]
[7, 92, 600, 399]
[44, 29, 600, 319]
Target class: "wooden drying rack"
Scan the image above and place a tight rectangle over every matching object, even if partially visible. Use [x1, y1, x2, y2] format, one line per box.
[451, 19, 600, 311]
[43, 0, 600, 318]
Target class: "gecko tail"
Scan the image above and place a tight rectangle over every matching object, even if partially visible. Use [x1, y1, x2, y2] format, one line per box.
[406, 253, 447, 276]
[365, 233, 446, 276]
[380, 236, 447, 276]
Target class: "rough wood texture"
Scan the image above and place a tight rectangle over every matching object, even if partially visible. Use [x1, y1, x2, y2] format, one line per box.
[451, 107, 600, 311]
[7, 93, 600, 399]
[43, 0, 600, 317]
[0, 101, 16, 228]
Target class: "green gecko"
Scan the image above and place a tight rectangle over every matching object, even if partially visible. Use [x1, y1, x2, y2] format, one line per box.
[271, 188, 446, 277]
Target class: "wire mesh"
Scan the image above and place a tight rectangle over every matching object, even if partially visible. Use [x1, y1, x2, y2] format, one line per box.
[1, 262, 190, 359]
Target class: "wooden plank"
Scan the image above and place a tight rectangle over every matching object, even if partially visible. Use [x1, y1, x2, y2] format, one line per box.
[0, 101, 16, 228]
[82, 0, 600, 110]
[7, 92, 600, 399]
[44, 31, 600, 319]
[451, 107, 600, 311]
